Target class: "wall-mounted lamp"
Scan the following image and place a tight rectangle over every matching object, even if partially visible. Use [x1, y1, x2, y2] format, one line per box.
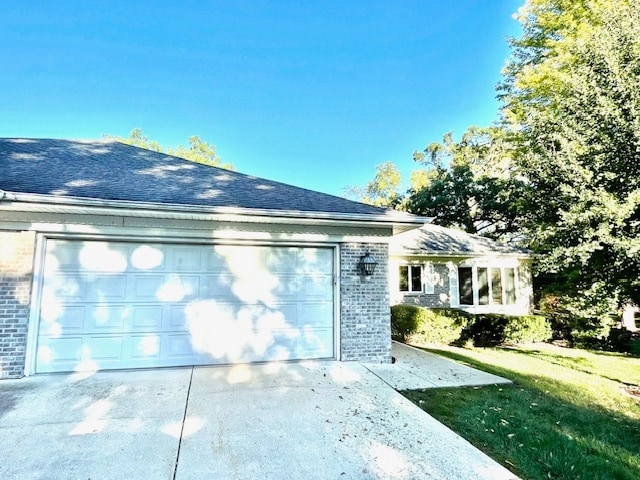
[358, 250, 378, 276]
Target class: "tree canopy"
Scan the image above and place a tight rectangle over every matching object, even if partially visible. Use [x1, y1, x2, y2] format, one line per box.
[344, 161, 403, 208]
[500, 0, 640, 311]
[352, 0, 640, 316]
[114, 128, 234, 170]
[408, 126, 525, 242]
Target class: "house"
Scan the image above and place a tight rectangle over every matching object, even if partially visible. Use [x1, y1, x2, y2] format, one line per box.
[389, 223, 533, 316]
[0, 138, 427, 378]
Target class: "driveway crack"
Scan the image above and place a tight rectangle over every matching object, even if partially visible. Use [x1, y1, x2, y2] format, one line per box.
[172, 366, 194, 480]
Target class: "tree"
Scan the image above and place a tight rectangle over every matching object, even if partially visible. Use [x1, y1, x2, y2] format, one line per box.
[114, 128, 234, 170]
[500, 0, 640, 313]
[344, 161, 403, 208]
[407, 126, 525, 242]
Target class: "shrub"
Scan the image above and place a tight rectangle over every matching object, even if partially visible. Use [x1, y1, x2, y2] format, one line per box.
[391, 305, 550, 346]
[390, 305, 425, 342]
[503, 315, 553, 344]
[459, 314, 552, 346]
[391, 305, 471, 344]
[539, 292, 617, 345]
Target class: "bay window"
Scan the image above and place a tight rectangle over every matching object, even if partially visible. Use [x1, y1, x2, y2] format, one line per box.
[458, 266, 517, 306]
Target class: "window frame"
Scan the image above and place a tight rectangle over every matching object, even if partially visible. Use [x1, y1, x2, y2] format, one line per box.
[456, 265, 518, 307]
[398, 264, 423, 293]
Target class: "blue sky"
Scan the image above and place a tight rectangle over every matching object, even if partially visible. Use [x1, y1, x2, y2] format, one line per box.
[1, 1, 522, 196]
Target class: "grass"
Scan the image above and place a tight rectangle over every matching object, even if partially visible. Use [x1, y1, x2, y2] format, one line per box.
[400, 343, 640, 480]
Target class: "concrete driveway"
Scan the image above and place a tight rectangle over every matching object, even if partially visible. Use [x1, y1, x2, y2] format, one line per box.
[0, 344, 518, 480]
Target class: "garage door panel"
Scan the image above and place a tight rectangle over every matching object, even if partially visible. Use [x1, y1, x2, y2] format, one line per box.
[44, 275, 86, 301]
[129, 245, 166, 271]
[200, 274, 236, 299]
[88, 336, 124, 360]
[298, 303, 333, 327]
[88, 305, 126, 331]
[296, 328, 333, 358]
[129, 335, 161, 359]
[86, 276, 128, 301]
[301, 276, 333, 300]
[165, 334, 198, 359]
[171, 246, 204, 271]
[133, 275, 166, 300]
[205, 249, 229, 272]
[37, 240, 335, 373]
[130, 305, 164, 330]
[40, 305, 85, 334]
[272, 275, 333, 300]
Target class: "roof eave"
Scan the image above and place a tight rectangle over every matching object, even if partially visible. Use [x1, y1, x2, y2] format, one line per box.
[0, 190, 428, 233]
[389, 249, 532, 259]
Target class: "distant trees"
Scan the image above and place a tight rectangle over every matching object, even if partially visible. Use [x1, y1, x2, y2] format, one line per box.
[407, 126, 525, 242]
[352, 0, 640, 321]
[501, 0, 640, 315]
[344, 162, 403, 208]
[113, 128, 234, 170]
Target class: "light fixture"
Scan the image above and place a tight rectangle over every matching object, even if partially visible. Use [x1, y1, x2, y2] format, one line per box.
[358, 250, 378, 276]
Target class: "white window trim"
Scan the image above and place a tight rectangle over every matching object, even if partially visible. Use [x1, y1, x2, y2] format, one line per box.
[423, 261, 435, 294]
[398, 263, 424, 294]
[456, 264, 519, 307]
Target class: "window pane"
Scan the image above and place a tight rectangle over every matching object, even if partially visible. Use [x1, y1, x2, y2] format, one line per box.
[491, 268, 503, 304]
[410, 266, 422, 292]
[505, 268, 516, 304]
[478, 268, 489, 305]
[399, 266, 409, 291]
[458, 267, 473, 305]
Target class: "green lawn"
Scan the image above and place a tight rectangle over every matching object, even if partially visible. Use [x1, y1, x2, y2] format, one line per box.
[401, 343, 640, 480]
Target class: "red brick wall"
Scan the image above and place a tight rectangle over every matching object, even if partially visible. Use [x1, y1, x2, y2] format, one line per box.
[0, 231, 36, 378]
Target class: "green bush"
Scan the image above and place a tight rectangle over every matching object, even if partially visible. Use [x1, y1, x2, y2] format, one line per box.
[390, 305, 425, 342]
[539, 292, 616, 345]
[391, 305, 551, 346]
[459, 314, 552, 346]
[502, 315, 553, 344]
[391, 305, 471, 345]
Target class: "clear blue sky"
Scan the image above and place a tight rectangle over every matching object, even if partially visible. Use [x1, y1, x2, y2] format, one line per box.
[1, 1, 522, 197]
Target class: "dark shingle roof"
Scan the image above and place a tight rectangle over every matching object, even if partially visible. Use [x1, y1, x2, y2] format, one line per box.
[0, 138, 402, 217]
[390, 223, 529, 256]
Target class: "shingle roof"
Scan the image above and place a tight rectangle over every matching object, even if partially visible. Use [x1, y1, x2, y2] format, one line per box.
[0, 138, 409, 219]
[390, 223, 530, 256]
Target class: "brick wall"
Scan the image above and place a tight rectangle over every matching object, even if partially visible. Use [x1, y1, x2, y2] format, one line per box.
[339, 243, 391, 363]
[0, 231, 36, 379]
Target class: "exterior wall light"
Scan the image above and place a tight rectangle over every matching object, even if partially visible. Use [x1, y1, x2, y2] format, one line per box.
[358, 250, 378, 276]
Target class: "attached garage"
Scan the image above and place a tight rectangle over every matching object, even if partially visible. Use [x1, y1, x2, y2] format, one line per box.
[1, 138, 426, 378]
[35, 239, 335, 373]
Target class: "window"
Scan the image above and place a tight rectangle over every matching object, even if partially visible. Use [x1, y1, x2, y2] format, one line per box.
[504, 268, 516, 305]
[457, 266, 517, 306]
[458, 267, 473, 305]
[399, 265, 422, 292]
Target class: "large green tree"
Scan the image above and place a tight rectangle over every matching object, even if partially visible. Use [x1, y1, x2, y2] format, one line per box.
[407, 126, 525, 242]
[500, 0, 640, 311]
[114, 128, 234, 170]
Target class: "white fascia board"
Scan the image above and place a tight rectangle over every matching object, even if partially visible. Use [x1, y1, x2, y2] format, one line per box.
[0, 192, 427, 233]
[389, 250, 532, 259]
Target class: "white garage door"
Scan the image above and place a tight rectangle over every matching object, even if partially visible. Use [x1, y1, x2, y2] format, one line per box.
[35, 239, 335, 373]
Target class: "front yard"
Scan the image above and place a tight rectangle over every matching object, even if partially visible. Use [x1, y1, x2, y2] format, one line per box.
[401, 343, 640, 480]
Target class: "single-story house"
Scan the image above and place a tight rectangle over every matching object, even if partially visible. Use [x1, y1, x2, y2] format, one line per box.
[389, 223, 533, 316]
[0, 138, 427, 378]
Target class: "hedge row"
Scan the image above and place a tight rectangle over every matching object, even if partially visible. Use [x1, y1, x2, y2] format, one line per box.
[391, 305, 552, 346]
